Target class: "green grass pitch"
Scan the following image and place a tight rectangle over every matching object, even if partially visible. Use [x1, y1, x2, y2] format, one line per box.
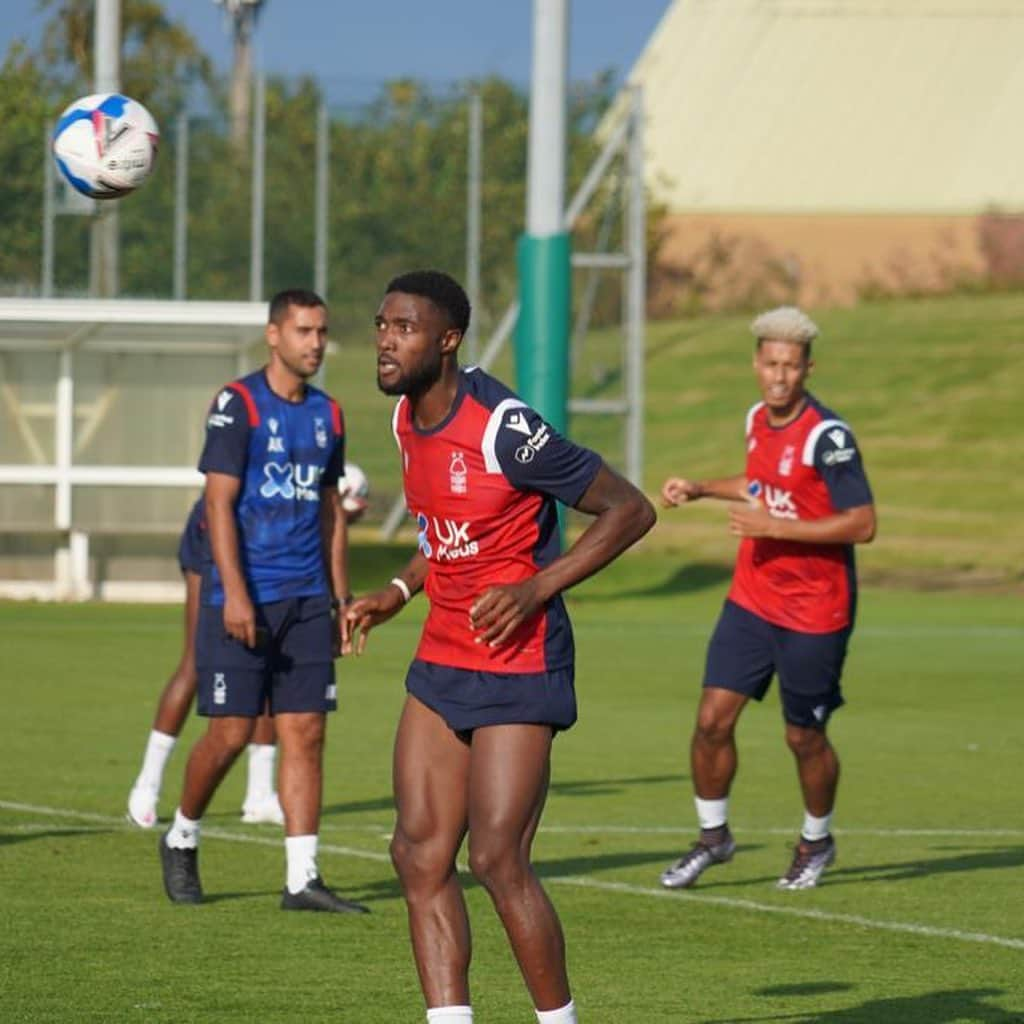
[1, 549, 1022, 1022]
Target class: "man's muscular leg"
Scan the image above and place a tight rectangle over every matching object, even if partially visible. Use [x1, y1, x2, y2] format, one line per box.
[391, 696, 473, 1009]
[466, 723, 570, 1013]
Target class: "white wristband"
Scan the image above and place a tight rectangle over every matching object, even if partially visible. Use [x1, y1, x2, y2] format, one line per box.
[390, 577, 412, 604]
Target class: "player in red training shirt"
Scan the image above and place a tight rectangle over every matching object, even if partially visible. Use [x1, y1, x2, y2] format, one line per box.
[346, 270, 655, 1024]
[660, 306, 876, 893]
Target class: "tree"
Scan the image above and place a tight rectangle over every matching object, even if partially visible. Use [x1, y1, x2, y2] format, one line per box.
[38, 0, 213, 124]
[0, 44, 58, 290]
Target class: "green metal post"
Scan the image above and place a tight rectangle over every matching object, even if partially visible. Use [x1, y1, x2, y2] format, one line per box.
[515, 232, 572, 434]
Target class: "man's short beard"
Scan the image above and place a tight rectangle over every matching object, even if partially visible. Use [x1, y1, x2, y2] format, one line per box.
[377, 349, 443, 397]
[280, 352, 318, 381]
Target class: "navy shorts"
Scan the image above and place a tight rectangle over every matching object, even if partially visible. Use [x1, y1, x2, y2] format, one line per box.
[406, 658, 577, 735]
[177, 504, 206, 575]
[195, 594, 336, 717]
[703, 600, 850, 728]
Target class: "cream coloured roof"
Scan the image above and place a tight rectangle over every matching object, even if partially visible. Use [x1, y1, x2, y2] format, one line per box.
[624, 0, 1024, 213]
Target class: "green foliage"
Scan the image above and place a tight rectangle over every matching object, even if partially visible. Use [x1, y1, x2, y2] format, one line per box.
[38, 0, 213, 122]
[1, 572, 1023, 1021]
[0, 44, 54, 289]
[2, 4, 620, 307]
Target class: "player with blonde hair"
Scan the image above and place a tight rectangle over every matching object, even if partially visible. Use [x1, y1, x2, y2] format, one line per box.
[661, 306, 876, 891]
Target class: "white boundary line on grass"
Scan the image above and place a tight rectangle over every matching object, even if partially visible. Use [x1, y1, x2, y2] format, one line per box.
[0, 800, 391, 863]
[536, 825, 1024, 838]
[3, 799, 1023, 952]
[546, 875, 1024, 951]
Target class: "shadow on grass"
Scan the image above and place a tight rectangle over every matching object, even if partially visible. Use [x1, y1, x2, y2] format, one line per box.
[321, 795, 395, 818]
[0, 827, 117, 846]
[698, 986, 1018, 1023]
[322, 775, 687, 815]
[549, 773, 686, 798]
[756, 983, 855, 998]
[719, 844, 1024, 890]
[201, 889, 280, 905]
[537, 843, 764, 881]
[570, 562, 732, 602]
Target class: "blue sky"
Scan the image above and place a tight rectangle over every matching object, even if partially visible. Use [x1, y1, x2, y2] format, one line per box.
[4, 1, 672, 100]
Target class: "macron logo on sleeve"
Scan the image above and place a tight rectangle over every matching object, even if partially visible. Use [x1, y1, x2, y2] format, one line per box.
[803, 419, 856, 467]
[505, 411, 533, 436]
[208, 390, 236, 428]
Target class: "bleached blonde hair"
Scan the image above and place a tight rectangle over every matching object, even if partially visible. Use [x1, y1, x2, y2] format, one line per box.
[750, 306, 819, 351]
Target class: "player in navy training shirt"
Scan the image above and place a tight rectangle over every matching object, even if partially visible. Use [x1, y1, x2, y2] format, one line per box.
[346, 271, 656, 1024]
[158, 289, 367, 914]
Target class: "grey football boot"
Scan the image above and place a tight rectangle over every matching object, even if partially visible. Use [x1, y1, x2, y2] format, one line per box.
[776, 835, 836, 890]
[660, 831, 736, 889]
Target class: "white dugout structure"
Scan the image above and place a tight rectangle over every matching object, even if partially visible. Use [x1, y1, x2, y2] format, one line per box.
[0, 299, 265, 601]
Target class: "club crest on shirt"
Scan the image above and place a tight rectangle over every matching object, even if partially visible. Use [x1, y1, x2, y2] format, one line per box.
[449, 451, 468, 494]
[266, 418, 284, 453]
[314, 417, 328, 449]
[778, 444, 796, 477]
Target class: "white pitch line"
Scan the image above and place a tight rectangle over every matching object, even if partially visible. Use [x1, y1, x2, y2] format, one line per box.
[3, 800, 1023, 951]
[5, 800, 1023, 841]
[537, 825, 1024, 838]
[0, 799, 391, 863]
[546, 875, 1024, 952]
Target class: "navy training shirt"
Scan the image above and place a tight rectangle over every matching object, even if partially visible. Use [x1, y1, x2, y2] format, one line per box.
[198, 369, 345, 605]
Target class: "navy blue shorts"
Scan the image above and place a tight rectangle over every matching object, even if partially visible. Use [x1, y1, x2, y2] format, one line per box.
[177, 503, 206, 576]
[703, 600, 849, 728]
[406, 659, 577, 735]
[195, 594, 336, 717]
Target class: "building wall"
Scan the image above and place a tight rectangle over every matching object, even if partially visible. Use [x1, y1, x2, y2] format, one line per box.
[651, 212, 986, 313]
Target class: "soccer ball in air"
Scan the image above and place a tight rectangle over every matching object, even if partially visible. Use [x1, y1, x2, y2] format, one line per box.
[52, 93, 160, 200]
[339, 463, 370, 522]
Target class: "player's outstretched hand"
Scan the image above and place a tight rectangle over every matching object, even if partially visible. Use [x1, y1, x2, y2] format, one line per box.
[344, 587, 407, 655]
[661, 477, 701, 508]
[469, 579, 542, 648]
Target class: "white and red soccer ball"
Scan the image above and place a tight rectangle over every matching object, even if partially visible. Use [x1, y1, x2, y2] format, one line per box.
[52, 93, 159, 200]
[338, 463, 370, 522]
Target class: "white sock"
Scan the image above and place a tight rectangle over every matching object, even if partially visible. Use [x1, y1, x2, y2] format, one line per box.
[136, 730, 176, 791]
[165, 808, 200, 849]
[801, 811, 832, 843]
[536, 1000, 577, 1024]
[426, 1007, 473, 1024]
[244, 743, 276, 804]
[695, 796, 729, 831]
[285, 834, 319, 894]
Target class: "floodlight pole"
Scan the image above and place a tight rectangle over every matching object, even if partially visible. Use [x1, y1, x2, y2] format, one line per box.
[465, 90, 483, 362]
[249, 73, 266, 303]
[516, 0, 571, 435]
[173, 112, 189, 300]
[42, 124, 55, 297]
[90, 0, 120, 297]
[314, 102, 329, 300]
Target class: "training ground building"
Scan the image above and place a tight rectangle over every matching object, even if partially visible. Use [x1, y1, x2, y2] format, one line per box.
[624, 0, 1024, 313]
